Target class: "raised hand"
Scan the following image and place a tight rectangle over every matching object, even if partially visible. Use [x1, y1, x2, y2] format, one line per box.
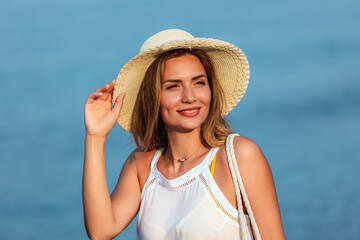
[84, 80, 125, 137]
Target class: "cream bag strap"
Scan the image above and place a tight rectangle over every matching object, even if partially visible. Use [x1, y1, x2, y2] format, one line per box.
[226, 133, 262, 240]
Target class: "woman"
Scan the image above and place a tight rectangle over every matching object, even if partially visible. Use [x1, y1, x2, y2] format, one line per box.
[83, 29, 285, 239]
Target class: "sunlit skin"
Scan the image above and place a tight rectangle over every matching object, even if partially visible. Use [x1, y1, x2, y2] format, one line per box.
[160, 54, 212, 133]
[82, 54, 286, 239]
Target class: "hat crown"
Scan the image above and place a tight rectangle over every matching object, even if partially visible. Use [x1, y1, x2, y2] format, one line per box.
[139, 29, 194, 53]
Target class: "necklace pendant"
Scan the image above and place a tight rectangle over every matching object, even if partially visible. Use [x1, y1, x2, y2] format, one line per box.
[178, 158, 187, 162]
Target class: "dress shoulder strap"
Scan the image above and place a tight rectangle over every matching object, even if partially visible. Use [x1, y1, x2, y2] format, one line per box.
[149, 147, 165, 173]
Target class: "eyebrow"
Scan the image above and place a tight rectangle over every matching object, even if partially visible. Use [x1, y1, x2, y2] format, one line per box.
[162, 74, 207, 84]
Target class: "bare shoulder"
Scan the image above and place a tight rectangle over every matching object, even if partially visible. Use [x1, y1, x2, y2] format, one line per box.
[122, 148, 157, 189]
[231, 135, 274, 196]
[232, 136, 268, 168]
[110, 148, 157, 234]
[231, 136, 286, 239]
[112, 148, 156, 200]
[233, 135, 261, 153]
[124, 148, 156, 167]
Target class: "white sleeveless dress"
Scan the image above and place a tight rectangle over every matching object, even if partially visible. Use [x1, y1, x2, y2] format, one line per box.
[137, 147, 254, 240]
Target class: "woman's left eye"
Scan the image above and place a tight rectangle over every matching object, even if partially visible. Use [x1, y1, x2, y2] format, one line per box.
[195, 81, 206, 85]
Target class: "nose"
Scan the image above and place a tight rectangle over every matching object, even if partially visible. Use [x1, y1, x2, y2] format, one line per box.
[181, 85, 196, 103]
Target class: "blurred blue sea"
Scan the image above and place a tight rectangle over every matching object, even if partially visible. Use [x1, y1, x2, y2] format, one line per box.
[1, 0, 359, 239]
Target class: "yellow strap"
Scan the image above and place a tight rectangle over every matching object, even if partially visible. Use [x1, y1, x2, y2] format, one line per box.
[210, 154, 217, 176]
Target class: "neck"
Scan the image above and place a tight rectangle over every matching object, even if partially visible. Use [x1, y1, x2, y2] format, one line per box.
[164, 127, 208, 166]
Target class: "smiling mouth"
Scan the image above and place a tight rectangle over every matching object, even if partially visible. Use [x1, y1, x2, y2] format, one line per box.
[180, 109, 199, 113]
[177, 107, 201, 116]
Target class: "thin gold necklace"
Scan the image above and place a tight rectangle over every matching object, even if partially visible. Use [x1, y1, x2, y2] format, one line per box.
[164, 147, 199, 162]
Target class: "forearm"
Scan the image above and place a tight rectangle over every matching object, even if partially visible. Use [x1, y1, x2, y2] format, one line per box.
[82, 134, 117, 239]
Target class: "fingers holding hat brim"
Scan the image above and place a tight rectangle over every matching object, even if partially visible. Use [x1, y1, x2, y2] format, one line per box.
[112, 92, 126, 118]
[86, 80, 117, 105]
[96, 80, 116, 101]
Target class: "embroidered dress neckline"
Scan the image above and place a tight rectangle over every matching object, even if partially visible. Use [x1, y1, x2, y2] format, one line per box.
[152, 147, 219, 188]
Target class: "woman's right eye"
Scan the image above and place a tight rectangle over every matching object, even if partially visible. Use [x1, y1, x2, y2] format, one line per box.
[166, 84, 178, 90]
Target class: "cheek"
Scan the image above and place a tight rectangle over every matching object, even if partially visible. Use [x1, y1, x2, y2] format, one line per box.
[160, 91, 183, 107]
[160, 93, 178, 118]
[201, 88, 212, 119]
[201, 88, 212, 108]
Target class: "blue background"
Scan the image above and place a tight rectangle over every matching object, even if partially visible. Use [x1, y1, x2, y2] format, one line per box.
[1, 0, 359, 239]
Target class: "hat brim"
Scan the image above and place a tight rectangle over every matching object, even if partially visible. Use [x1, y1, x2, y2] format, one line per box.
[113, 38, 250, 131]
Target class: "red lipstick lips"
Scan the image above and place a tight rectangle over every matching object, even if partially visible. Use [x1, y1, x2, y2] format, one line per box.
[177, 107, 201, 117]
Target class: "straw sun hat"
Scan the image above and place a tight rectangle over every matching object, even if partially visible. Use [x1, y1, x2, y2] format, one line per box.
[112, 29, 250, 131]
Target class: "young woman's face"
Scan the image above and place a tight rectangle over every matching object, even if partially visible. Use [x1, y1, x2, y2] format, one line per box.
[160, 54, 212, 133]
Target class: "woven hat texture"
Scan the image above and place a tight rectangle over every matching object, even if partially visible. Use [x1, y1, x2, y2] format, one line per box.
[113, 29, 250, 131]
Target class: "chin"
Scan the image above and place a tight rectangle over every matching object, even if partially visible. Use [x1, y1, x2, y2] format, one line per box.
[165, 122, 203, 133]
